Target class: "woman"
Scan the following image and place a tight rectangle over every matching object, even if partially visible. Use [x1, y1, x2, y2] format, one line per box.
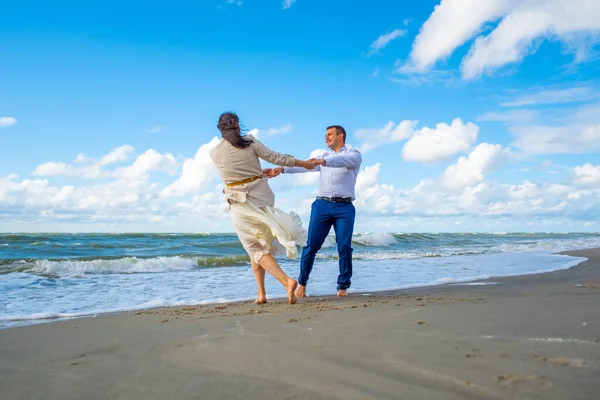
[210, 112, 315, 304]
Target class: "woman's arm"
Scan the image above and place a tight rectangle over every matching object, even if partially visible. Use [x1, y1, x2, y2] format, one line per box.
[252, 136, 316, 169]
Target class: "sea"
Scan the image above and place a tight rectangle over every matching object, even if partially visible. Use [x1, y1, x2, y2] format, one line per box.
[1, 232, 597, 329]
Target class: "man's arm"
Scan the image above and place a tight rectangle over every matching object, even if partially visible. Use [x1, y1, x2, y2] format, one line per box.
[281, 165, 321, 174]
[266, 165, 321, 178]
[320, 148, 362, 169]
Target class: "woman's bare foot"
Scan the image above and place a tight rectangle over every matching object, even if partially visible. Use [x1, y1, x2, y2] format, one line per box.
[254, 295, 267, 304]
[337, 289, 348, 297]
[286, 278, 298, 304]
[296, 284, 308, 297]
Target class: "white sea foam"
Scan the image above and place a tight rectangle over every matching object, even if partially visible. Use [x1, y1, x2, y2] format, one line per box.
[27, 256, 199, 277]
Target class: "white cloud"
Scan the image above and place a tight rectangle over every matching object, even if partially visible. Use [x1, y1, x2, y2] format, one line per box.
[499, 86, 596, 107]
[481, 86, 600, 155]
[403, 0, 600, 79]
[4, 115, 600, 232]
[368, 29, 407, 56]
[4, 145, 600, 231]
[282, 0, 296, 10]
[147, 125, 167, 134]
[511, 123, 600, 154]
[162, 137, 221, 197]
[574, 163, 600, 185]
[34, 161, 104, 179]
[266, 123, 292, 135]
[349, 163, 600, 224]
[249, 124, 292, 138]
[402, 118, 479, 163]
[226, 0, 242, 5]
[100, 145, 135, 166]
[356, 163, 381, 193]
[402, 0, 512, 73]
[353, 164, 400, 214]
[477, 109, 539, 123]
[0, 139, 230, 231]
[33, 146, 176, 180]
[356, 120, 417, 153]
[114, 149, 177, 180]
[33, 162, 73, 177]
[442, 143, 511, 189]
[389, 69, 456, 87]
[0, 116, 17, 128]
[73, 153, 91, 164]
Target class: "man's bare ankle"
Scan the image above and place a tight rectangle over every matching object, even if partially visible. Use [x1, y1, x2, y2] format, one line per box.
[296, 284, 308, 297]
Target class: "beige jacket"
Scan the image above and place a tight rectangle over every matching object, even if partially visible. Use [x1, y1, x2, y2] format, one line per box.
[210, 134, 296, 208]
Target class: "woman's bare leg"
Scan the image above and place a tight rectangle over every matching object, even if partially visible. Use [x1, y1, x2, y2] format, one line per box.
[258, 254, 297, 304]
[251, 260, 267, 304]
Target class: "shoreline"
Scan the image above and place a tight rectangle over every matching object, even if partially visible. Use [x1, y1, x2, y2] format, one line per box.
[1, 248, 598, 399]
[1, 248, 591, 330]
[1, 249, 589, 329]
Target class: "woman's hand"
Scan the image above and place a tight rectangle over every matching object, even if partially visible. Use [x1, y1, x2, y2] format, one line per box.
[298, 159, 318, 170]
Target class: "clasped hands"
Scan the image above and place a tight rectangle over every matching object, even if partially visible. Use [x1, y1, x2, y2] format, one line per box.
[263, 158, 324, 179]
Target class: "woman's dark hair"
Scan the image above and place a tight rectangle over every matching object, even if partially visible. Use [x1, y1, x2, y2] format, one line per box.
[217, 112, 253, 149]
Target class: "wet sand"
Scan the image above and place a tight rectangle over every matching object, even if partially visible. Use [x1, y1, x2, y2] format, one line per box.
[1, 248, 599, 399]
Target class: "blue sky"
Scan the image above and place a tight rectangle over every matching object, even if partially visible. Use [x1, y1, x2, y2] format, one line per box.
[1, 0, 600, 233]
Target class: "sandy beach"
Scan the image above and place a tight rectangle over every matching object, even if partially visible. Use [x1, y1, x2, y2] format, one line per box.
[1, 248, 599, 400]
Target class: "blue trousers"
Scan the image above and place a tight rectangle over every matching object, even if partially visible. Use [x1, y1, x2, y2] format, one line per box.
[298, 199, 356, 291]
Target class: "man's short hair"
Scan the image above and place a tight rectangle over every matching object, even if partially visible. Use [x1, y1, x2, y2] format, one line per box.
[327, 125, 346, 142]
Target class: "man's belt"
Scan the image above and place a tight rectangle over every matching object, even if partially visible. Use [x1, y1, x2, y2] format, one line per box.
[317, 196, 353, 203]
[225, 175, 263, 188]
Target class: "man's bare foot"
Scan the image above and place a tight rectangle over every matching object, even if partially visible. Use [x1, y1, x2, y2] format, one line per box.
[286, 278, 298, 304]
[296, 284, 308, 298]
[337, 289, 348, 297]
[254, 295, 267, 304]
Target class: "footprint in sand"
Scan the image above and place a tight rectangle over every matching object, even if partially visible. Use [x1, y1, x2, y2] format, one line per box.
[542, 357, 596, 368]
[495, 374, 550, 387]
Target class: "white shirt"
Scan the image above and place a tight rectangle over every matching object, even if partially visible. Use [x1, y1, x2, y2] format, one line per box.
[283, 145, 362, 200]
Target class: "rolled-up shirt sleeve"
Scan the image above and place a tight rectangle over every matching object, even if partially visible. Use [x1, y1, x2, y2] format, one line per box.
[324, 149, 362, 168]
[252, 136, 296, 167]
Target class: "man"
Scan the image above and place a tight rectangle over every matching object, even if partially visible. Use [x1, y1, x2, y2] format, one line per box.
[270, 125, 361, 297]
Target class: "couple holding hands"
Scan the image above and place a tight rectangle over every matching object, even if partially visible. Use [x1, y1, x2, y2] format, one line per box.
[210, 112, 362, 304]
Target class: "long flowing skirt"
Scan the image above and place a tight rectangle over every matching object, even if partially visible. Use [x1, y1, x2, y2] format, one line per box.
[230, 201, 307, 264]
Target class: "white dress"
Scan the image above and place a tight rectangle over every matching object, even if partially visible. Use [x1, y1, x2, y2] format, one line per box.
[230, 200, 307, 264]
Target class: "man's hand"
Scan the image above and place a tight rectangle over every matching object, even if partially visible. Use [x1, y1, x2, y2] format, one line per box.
[301, 159, 319, 170]
[262, 168, 273, 178]
[309, 158, 326, 166]
[264, 167, 284, 178]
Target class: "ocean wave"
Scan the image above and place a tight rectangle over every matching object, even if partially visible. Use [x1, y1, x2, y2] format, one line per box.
[352, 233, 397, 246]
[0, 254, 254, 277]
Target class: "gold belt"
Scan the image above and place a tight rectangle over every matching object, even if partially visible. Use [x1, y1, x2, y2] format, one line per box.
[225, 175, 263, 188]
